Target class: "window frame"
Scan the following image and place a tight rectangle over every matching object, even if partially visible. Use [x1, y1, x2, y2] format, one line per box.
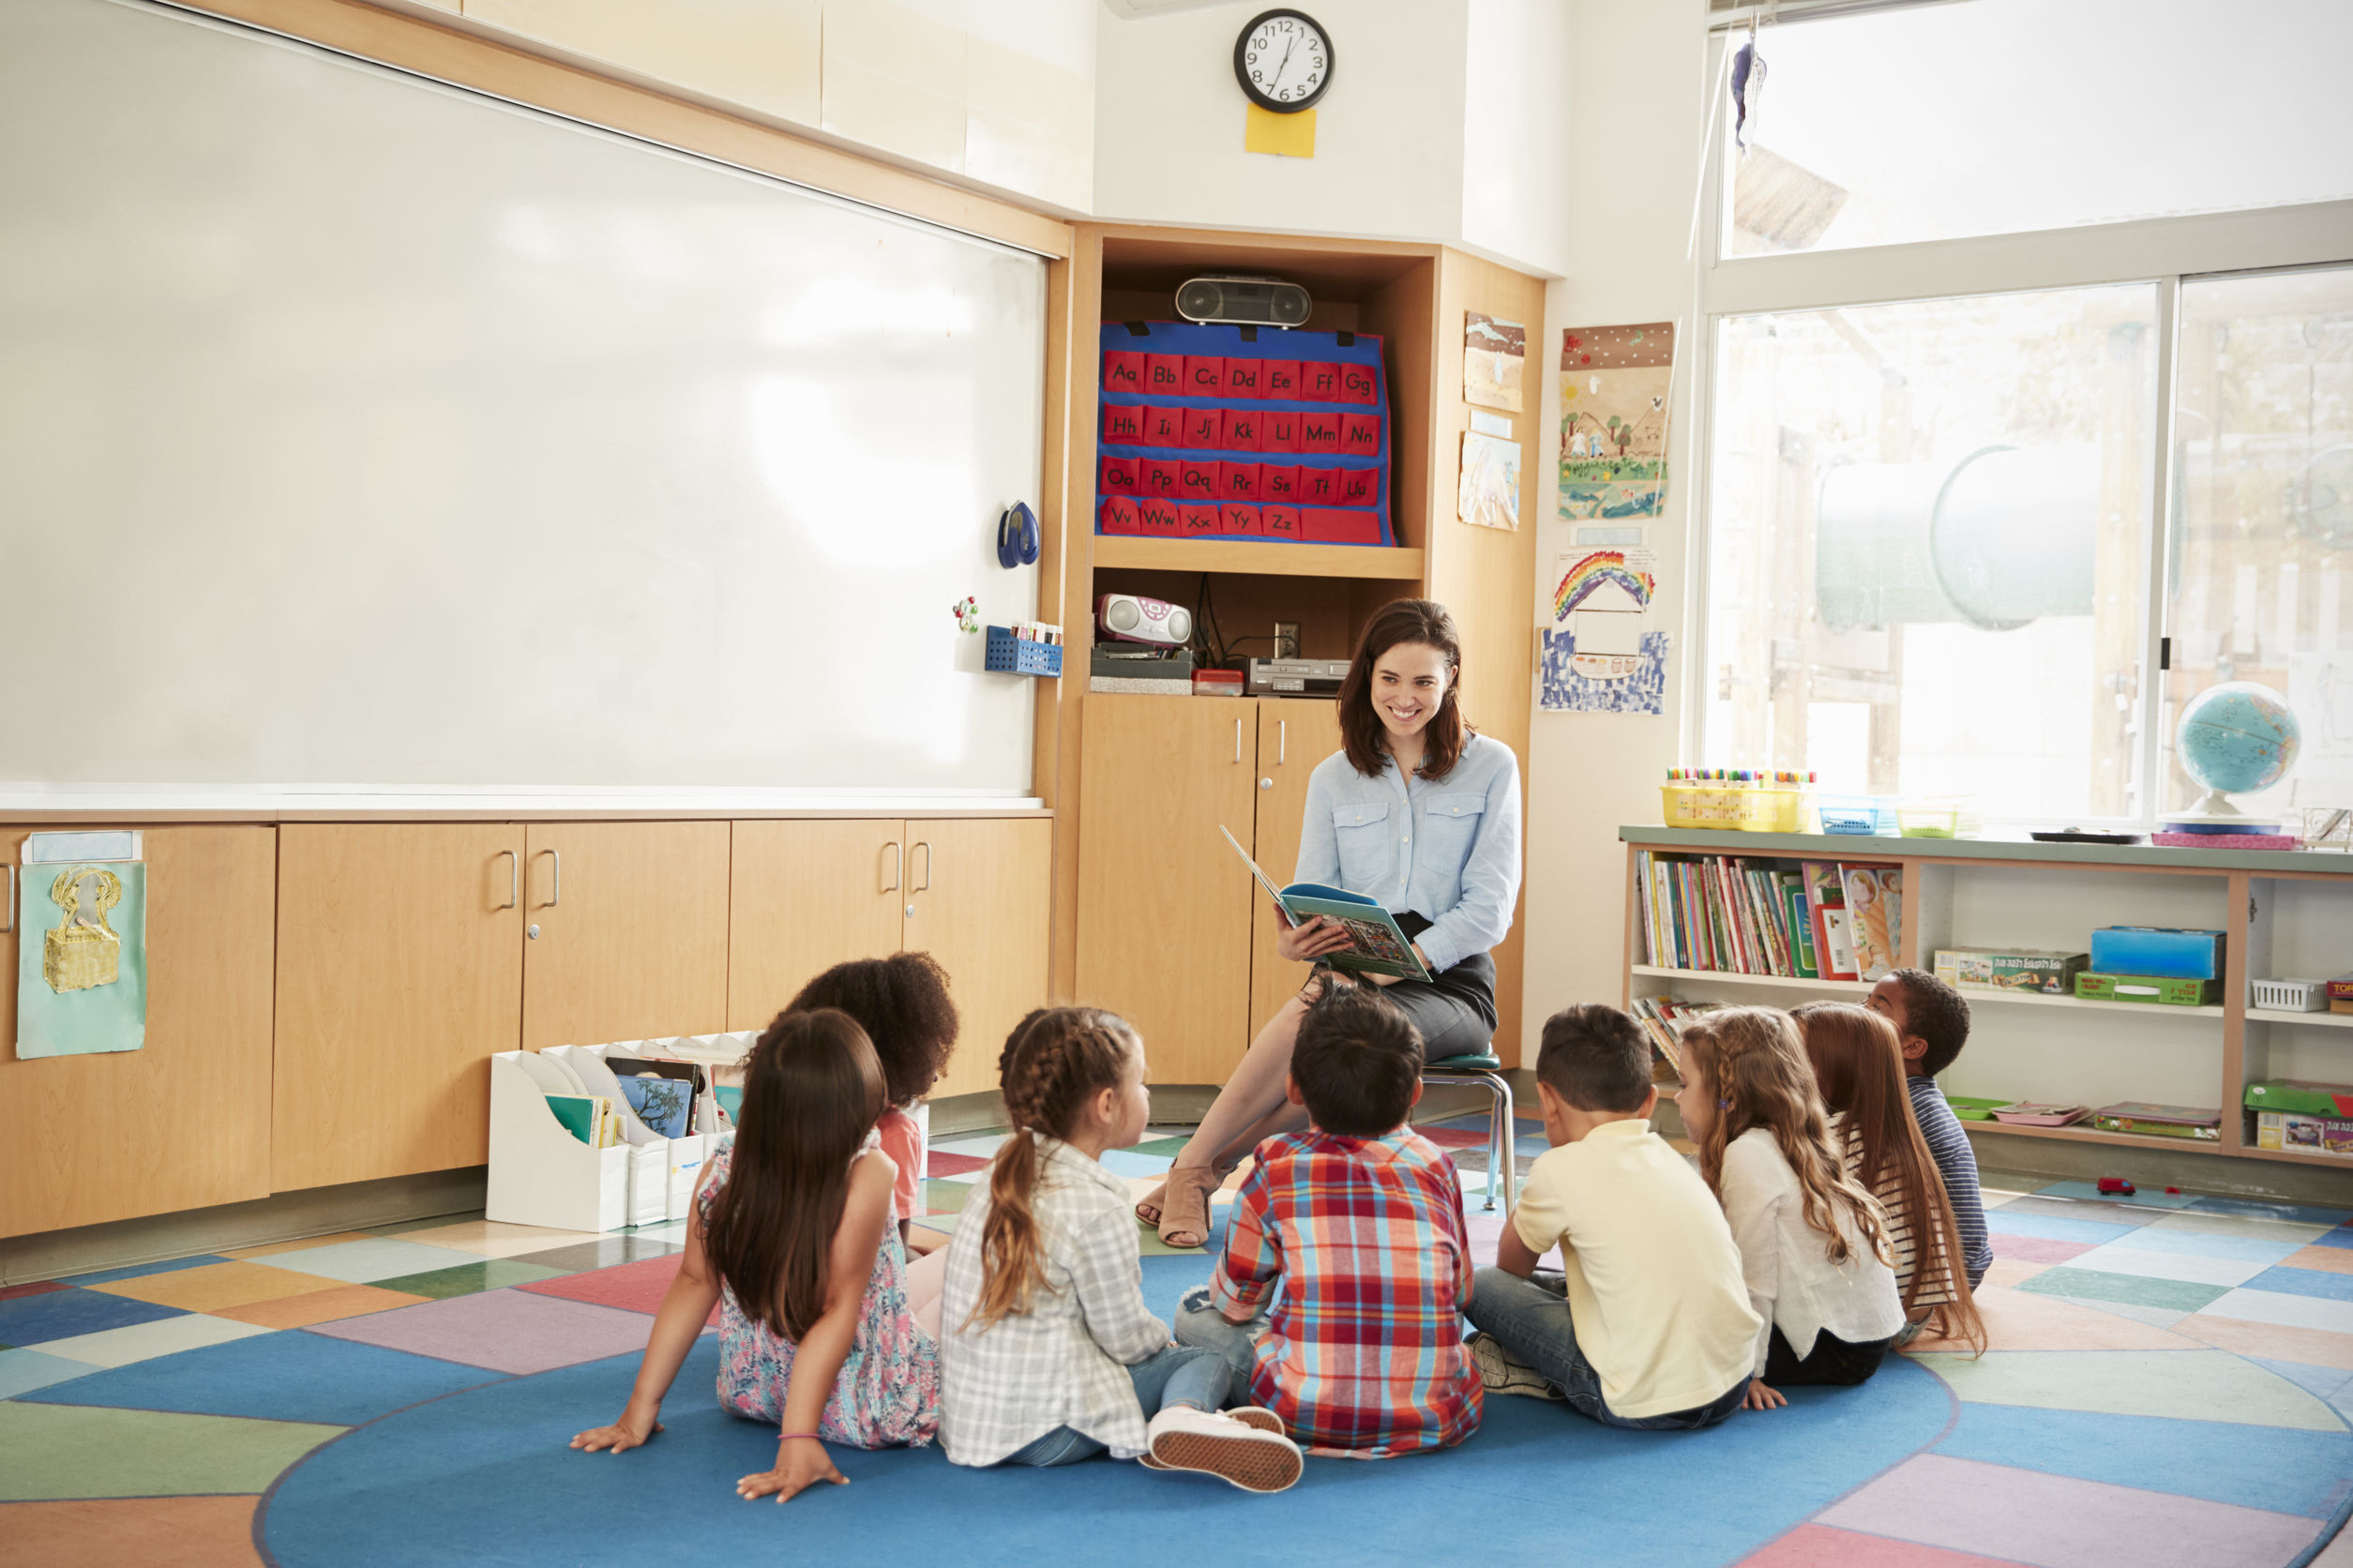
[1682, 28, 2353, 823]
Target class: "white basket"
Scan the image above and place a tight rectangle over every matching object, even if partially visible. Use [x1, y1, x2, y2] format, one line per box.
[2251, 978, 2330, 1013]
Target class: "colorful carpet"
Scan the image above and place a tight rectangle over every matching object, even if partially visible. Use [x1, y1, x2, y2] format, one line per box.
[3, 1115, 2350, 1567]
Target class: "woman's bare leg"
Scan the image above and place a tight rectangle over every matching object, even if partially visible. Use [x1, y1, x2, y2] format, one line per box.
[1169, 993, 1311, 1173]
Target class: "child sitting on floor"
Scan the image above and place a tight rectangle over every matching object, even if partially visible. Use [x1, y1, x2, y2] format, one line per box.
[1176, 984, 1483, 1458]
[938, 1006, 1302, 1491]
[1465, 1004, 1759, 1427]
[571, 1008, 938, 1502]
[1794, 1002, 1985, 1351]
[785, 953, 960, 1251]
[1866, 969, 1991, 1291]
[1674, 1007, 1904, 1410]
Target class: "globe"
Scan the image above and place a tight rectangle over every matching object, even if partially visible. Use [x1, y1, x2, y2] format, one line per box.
[2177, 681, 2300, 807]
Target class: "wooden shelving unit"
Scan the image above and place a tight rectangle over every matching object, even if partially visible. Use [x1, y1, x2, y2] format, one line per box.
[1618, 826, 2353, 1194]
[1091, 536, 1426, 580]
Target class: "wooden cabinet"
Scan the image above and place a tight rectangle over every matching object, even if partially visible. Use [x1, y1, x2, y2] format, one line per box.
[907, 817, 1052, 1097]
[0, 826, 279, 1237]
[730, 816, 1052, 1101]
[1075, 695, 1264, 1084]
[520, 821, 731, 1049]
[274, 823, 524, 1191]
[1248, 701, 1343, 1030]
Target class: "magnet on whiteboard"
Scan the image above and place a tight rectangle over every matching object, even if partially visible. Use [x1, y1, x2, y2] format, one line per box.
[997, 501, 1039, 568]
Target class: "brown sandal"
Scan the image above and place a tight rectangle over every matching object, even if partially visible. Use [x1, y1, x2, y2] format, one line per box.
[1155, 1166, 1224, 1250]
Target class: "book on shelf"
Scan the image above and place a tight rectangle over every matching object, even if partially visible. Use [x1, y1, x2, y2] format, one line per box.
[1627, 995, 1727, 1083]
[1637, 850, 1894, 983]
[545, 1093, 623, 1148]
[1837, 864, 1903, 981]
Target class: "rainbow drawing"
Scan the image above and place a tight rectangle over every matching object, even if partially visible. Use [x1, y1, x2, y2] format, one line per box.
[1553, 550, 1655, 619]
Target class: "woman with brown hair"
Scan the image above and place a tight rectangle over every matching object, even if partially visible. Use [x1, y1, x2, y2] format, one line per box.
[1792, 1002, 1986, 1352]
[1136, 598, 1523, 1248]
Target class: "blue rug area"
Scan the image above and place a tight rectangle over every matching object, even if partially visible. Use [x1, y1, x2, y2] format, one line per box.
[18, 1329, 504, 1426]
[1932, 1403, 2353, 1519]
[261, 1337, 1955, 1568]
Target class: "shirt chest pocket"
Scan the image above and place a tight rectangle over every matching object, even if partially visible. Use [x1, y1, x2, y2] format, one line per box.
[1332, 802, 1394, 887]
[1420, 792, 1486, 862]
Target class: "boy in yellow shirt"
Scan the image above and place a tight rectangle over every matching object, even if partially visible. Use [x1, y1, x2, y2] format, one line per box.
[1467, 1004, 1760, 1428]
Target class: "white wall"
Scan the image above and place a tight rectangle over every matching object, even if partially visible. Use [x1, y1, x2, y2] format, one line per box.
[1459, 0, 1573, 278]
[1518, 0, 1709, 1051]
[1093, 0, 1471, 249]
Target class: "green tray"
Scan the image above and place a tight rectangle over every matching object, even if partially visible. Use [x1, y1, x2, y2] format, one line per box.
[1948, 1095, 2010, 1122]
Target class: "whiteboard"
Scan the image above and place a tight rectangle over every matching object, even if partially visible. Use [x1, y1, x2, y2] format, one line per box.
[0, 0, 1047, 799]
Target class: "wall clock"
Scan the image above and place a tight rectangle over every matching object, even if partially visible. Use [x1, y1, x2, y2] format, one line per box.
[1234, 9, 1332, 113]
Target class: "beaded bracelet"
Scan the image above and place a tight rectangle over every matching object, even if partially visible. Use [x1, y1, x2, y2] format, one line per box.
[777, 1432, 824, 1443]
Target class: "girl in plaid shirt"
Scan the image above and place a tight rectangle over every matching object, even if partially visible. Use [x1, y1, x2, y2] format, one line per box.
[938, 1007, 1304, 1492]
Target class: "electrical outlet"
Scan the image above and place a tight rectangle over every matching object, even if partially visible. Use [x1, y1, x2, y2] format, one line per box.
[1274, 621, 1300, 659]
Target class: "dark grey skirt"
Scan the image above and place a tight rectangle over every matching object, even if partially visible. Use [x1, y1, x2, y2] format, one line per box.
[1310, 921, 1498, 1062]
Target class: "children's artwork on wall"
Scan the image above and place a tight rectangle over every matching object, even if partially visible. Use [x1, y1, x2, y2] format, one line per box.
[1541, 547, 1667, 714]
[17, 833, 148, 1058]
[1559, 322, 1674, 521]
[1463, 312, 1526, 413]
[1456, 430, 1521, 530]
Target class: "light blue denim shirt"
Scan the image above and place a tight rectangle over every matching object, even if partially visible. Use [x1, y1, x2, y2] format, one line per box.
[1292, 731, 1522, 975]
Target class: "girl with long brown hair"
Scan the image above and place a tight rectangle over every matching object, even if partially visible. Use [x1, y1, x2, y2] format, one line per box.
[1137, 599, 1523, 1248]
[1673, 1007, 1905, 1410]
[1793, 1002, 1986, 1353]
[939, 1006, 1304, 1492]
[571, 1008, 940, 1502]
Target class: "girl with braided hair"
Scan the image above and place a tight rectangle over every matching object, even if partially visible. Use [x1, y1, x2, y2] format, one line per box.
[937, 1006, 1305, 1492]
[571, 1008, 939, 1503]
[1673, 1006, 1905, 1411]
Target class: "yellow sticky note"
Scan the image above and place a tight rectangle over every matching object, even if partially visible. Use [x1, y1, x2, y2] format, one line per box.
[1244, 104, 1316, 158]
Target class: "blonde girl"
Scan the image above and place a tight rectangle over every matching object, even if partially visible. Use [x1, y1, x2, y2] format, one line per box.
[1673, 1006, 1904, 1410]
[1793, 1003, 1986, 1354]
[938, 1007, 1304, 1492]
[571, 1008, 938, 1501]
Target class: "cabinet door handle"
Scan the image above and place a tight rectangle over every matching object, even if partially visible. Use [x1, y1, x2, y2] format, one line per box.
[1, 864, 13, 934]
[541, 848, 561, 907]
[497, 849, 518, 910]
[1279, 718, 1287, 765]
[1234, 718, 1244, 763]
[912, 841, 933, 893]
[882, 840, 902, 893]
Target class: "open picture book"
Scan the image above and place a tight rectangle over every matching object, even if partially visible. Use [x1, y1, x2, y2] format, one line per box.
[1221, 826, 1432, 983]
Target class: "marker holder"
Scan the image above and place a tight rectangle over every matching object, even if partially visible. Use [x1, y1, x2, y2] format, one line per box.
[985, 626, 1063, 677]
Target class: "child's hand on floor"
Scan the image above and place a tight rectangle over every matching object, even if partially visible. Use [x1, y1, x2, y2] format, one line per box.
[738, 1439, 848, 1503]
[570, 1408, 663, 1454]
[1743, 1380, 1787, 1412]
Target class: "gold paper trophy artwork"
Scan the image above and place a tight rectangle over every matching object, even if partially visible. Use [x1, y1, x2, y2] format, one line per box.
[44, 866, 124, 993]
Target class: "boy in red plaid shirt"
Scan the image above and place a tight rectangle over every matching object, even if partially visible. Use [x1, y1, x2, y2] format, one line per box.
[1175, 983, 1483, 1458]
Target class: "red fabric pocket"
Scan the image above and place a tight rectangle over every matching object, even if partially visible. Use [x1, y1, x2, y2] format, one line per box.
[1262, 359, 1301, 400]
[1297, 466, 1341, 505]
[1259, 464, 1301, 505]
[1305, 507, 1380, 544]
[1335, 465, 1380, 506]
[1338, 361, 1380, 405]
[1179, 503, 1223, 536]
[1300, 361, 1345, 402]
[1140, 404, 1183, 447]
[1139, 497, 1184, 536]
[1145, 354, 1186, 395]
[1177, 458, 1221, 503]
[1139, 457, 1183, 499]
[1101, 404, 1146, 445]
[1102, 351, 1146, 398]
[1260, 411, 1301, 453]
[1219, 461, 1263, 503]
[1180, 406, 1221, 448]
[1218, 407, 1262, 452]
[1223, 358, 1264, 400]
[1099, 495, 1141, 535]
[1100, 455, 1139, 496]
[1184, 355, 1228, 398]
[1338, 412, 1381, 457]
[1259, 504, 1302, 540]
[1221, 502, 1261, 535]
[1297, 413, 1343, 457]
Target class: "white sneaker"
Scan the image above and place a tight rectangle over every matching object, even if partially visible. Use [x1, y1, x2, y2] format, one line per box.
[1471, 1334, 1563, 1400]
[1144, 1407, 1304, 1494]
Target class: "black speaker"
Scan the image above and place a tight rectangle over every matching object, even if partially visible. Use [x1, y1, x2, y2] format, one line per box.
[1174, 276, 1312, 329]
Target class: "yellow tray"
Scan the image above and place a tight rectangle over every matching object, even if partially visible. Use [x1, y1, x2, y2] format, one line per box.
[1660, 784, 1810, 833]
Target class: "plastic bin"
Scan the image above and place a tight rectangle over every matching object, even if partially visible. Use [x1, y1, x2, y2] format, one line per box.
[1660, 784, 1810, 833]
[1898, 795, 1982, 838]
[984, 626, 1063, 677]
[1817, 793, 1896, 836]
[2251, 978, 2330, 1013]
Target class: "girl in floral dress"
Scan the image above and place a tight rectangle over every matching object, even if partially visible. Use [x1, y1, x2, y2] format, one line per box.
[571, 1008, 938, 1503]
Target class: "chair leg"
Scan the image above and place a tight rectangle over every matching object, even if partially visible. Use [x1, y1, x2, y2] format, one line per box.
[1491, 1073, 1516, 1212]
[1483, 1080, 1502, 1211]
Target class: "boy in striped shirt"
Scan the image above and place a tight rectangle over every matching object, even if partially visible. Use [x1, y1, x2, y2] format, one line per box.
[1869, 969, 1992, 1289]
[1175, 983, 1483, 1458]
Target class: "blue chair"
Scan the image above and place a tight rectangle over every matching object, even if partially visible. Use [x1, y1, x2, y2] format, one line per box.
[1423, 1048, 1516, 1211]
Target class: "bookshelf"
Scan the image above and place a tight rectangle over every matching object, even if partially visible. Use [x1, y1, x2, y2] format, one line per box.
[1620, 826, 2353, 1190]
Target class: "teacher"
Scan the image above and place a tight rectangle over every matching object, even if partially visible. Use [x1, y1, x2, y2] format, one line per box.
[1136, 598, 1523, 1248]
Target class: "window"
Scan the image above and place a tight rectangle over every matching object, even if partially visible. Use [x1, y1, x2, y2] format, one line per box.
[1723, 0, 2353, 257]
[1703, 284, 2157, 819]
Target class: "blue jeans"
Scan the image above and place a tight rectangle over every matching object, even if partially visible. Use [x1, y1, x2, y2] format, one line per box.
[999, 1343, 1232, 1466]
[1465, 1266, 1745, 1430]
[1173, 1284, 1272, 1388]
